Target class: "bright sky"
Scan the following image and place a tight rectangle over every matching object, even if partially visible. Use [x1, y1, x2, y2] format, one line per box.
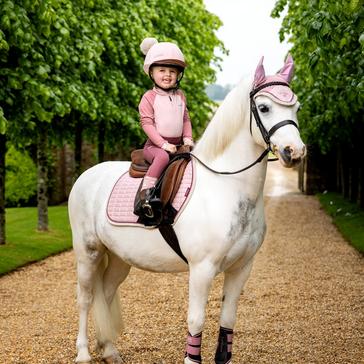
[204, 0, 290, 85]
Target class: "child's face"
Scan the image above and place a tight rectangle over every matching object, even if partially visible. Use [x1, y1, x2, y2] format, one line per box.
[151, 66, 179, 89]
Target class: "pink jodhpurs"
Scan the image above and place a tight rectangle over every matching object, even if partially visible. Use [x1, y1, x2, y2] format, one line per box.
[143, 137, 181, 178]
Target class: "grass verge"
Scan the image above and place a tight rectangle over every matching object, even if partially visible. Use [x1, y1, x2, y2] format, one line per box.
[317, 192, 364, 254]
[0, 206, 72, 276]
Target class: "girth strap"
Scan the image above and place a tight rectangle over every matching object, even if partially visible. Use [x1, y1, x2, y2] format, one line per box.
[158, 224, 188, 264]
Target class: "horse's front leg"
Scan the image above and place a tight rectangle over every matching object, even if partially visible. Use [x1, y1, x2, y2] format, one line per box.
[215, 259, 254, 364]
[184, 262, 216, 364]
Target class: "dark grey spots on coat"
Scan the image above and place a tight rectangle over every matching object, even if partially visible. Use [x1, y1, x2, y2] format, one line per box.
[82, 232, 103, 260]
[228, 198, 255, 241]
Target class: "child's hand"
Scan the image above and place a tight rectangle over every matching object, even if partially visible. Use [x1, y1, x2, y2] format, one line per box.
[162, 143, 177, 153]
[183, 138, 194, 147]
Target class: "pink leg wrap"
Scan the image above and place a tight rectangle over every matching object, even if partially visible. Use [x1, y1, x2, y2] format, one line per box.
[185, 332, 202, 363]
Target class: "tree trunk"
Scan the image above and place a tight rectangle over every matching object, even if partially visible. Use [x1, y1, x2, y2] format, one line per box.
[0, 134, 6, 244]
[341, 149, 350, 199]
[98, 119, 105, 163]
[358, 164, 364, 208]
[303, 144, 325, 194]
[74, 117, 83, 180]
[37, 125, 49, 231]
[353, 121, 363, 207]
[338, 148, 345, 195]
[348, 165, 358, 203]
[336, 150, 342, 192]
[298, 155, 306, 193]
[347, 137, 358, 203]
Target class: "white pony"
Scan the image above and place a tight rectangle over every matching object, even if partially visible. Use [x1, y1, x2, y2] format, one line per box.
[68, 56, 306, 364]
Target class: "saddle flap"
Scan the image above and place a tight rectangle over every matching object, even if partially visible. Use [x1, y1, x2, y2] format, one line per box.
[160, 158, 190, 207]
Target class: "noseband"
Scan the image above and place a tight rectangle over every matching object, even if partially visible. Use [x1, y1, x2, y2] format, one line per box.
[187, 81, 300, 175]
[249, 81, 298, 146]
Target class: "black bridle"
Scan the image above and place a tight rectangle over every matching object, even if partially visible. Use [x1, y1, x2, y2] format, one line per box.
[187, 81, 299, 175]
[249, 81, 298, 145]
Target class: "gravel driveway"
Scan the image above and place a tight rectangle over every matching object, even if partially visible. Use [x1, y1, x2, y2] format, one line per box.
[0, 163, 363, 364]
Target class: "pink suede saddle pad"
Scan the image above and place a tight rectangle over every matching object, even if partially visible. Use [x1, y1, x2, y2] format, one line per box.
[107, 161, 194, 226]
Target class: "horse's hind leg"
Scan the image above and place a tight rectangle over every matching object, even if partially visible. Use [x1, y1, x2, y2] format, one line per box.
[95, 251, 131, 364]
[215, 259, 253, 364]
[75, 242, 105, 363]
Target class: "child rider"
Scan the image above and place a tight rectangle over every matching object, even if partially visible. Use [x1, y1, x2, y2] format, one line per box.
[134, 38, 194, 217]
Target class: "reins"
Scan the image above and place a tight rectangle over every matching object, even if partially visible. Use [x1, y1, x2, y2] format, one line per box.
[184, 81, 299, 176]
[188, 148, 272, 175]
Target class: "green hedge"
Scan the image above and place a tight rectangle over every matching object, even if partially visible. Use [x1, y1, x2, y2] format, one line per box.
[5, 146, 37, 207]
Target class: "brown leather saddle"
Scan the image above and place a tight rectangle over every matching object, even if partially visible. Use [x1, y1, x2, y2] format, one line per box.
[129, 145, 191, 208]
[129, 146, 191, 264]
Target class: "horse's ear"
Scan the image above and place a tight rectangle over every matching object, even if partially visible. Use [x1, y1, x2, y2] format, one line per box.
[278, 54, 294, 83]
[253, 56, 266, 87]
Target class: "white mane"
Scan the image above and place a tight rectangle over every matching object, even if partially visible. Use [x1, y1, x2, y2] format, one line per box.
[194, 77, 252, 161]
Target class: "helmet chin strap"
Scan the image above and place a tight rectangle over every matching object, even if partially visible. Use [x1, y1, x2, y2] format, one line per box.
[153, 83, 179, 92]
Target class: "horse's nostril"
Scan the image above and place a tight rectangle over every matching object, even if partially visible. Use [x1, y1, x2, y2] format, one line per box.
[284, 146, 292, 158]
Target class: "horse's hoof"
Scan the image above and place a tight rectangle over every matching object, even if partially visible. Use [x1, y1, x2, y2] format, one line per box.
[185, 357, 201, 364]
[75, 354, 92, 363]
[102, 355, 123, 364]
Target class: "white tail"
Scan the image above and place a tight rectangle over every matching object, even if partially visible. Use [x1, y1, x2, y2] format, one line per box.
[93, 256, 123, 344]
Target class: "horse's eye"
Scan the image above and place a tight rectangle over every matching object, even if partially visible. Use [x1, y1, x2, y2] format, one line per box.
[258, 104, 269, 113]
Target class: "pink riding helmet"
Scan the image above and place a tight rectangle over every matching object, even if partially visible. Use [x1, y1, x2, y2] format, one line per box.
[140, 38, 186, 74]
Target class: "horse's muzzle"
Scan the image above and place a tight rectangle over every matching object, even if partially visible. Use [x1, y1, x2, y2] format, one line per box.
[278, 144, 306, 167]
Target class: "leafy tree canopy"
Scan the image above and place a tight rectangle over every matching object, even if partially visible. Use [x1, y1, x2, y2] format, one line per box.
[272, 0, 364, 153]
[0, 0, 225, 149]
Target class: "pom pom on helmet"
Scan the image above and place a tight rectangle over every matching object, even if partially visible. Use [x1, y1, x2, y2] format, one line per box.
[140, 37, 158, 56]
